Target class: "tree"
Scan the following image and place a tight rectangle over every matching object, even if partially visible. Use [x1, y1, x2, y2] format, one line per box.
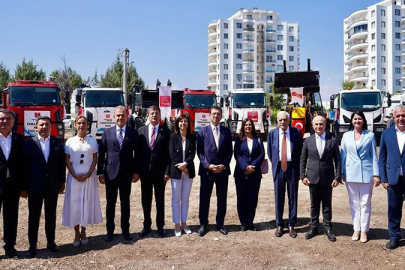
[0, 62, 12, 88]
[14, 58, 46, 81]
[88, 69, 100, 86]
[342, 80, 355, 90]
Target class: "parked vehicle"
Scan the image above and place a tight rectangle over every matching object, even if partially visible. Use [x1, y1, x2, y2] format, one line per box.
[63, 114, 72, 129]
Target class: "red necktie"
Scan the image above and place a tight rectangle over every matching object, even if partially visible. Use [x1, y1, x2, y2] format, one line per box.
[281, 131, 287, 171]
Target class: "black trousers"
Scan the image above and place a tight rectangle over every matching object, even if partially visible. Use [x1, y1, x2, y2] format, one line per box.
[0, 183, 20, 251]
[105, 170, 132, 235]
[234, 175, 261, 226]
[28, 187, 59, 248]
[199, 173, 229, 227]
[309, 182, 333, 230]
[140, 171, 167, 229]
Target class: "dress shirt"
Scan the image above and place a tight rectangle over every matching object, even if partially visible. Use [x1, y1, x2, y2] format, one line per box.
[38, 134, 50, 162]
[0, 132, 12, 177]
[247, 139, 253, 155]
[148, 124, 159, 144]
[116, 125, 126, 140]
[278, 127, 291, 161]
[315, 132, 326, 157]
[395, 127, 405, 176]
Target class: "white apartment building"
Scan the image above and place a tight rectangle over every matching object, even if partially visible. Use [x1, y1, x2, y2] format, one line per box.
[208, 7, 300, 97]
[344, 0, 403, 93]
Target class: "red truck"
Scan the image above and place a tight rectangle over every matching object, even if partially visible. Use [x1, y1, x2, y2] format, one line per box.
[1, 80, 65, 138]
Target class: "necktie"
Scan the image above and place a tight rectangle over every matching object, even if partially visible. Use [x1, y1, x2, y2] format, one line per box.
[213, 126, 219, 149]
[317, 136, 323, 158]
[150, 126, 156, 149]
[117, 128, 124, 149]
[281, 131, 287, 171]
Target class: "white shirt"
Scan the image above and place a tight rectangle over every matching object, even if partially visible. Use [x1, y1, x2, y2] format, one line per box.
[316, 132, 326, 158]
[0, 132, 12, 177]
[38, 134, 50, 162]
[149, 124, 159, 143]
[395, 127, 405, 175]
[211, 123, 220, 149]
[247, 139, 253, 155]
[116, 125, 126, 140]
[278, 127, 291, 161]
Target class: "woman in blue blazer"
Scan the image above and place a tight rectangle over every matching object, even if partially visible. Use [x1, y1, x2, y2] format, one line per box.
[234, 118, 265, 231]
[341, 110, 380, 243]
[169, 114, 196, 237]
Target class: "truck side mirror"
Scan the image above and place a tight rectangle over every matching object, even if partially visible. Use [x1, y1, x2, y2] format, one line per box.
[219, 97, 224, 107]
[75, 94, 81, 103]
[225, 97, 229, 107]
[269, 95, 273, 107]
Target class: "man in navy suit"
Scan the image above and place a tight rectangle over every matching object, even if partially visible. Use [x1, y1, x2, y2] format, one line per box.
[379, 104, 405, 249]
[22, 116, 66, 258]
[0, 109, 24, 258]
[197, 105, 233, 236]
[268, 111, 303, 238]
[97, 106, 140, 242]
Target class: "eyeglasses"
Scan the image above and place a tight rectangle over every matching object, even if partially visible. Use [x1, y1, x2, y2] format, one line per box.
[80, 154, 84, 164]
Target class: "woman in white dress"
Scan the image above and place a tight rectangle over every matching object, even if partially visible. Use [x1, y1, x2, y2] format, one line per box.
[62, 115, 102, 247]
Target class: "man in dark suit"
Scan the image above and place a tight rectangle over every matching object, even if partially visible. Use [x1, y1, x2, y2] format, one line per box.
[137, 105, 170, 237]
[268, 111, 303, 238]
[197, 105, 233, 236]
[22, 116, 66, 258]
[379, 105, 405, 249]
[300, 115, 341, 242]
[97, 106, 140, 242]
[0, 109, 24, 258]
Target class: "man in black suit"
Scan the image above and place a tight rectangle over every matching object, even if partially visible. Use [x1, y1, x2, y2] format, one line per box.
[0, 109, 24, 258]
[22, 116, 66, 258]
[97, 106, 140, 242]
[197, 105, 233, 236]
[137, 105, 170, 237]
[300, 116, 341, 242]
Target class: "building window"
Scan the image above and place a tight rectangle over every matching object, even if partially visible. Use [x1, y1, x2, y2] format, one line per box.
[381, 79, 386, 86]
[371, 21, 375, 29]
[236, 53, 242, 59]
[277, 55, 283, 60]
[381, 56, 386, 63]
[371, 68, 375, 75]
[277, 65, 283, 71]
[267, 15, 272, 20]
[395, 21, 401, 27]
[224, 43, 228, 49]
[236, 84, 242, 89]
[395, 67, 401, 74]
[289, 66, 294, 71]
[277, 45, 283, 50]
[381, 44, 386, 51]
[381, 10, 385, 16]
[371, 56, 375, 63]
[223, 84, 228, 90]
[371, 33, 375, 40]
[371, 45, 375, 52]
[277, 35, 283, 41]
[395, 32, 401, 39]
[236, 64, 242, 69]
[236, 33, 242, 39]
[289, 36, 294, 42]
[236, 22, 242, 28]
[224, 33, 228, 39]
[247, 14, 253, 19]
[381, 33, 385, 39]
[372, 80, 376, 86]
[381, 21, 385, 28]
[395, 9, 401, 16]
[224, 23, 228, 29]
[381, 68, 386, 74]
[289, 46, 294, 51]
[224, 53, 228, 59]
[224, 64, 228, 70]
[236, 74, 242, 81]
[277, 25, 283, 30]
[289, 56, 294, 62]
[224, 74, 228, 80]
[395, 56, 401, 62]
[396, 79, 401, 86]
[236, 43, 242, 49]
[371, 10, 375, 17]
[289, 26, 294, 32]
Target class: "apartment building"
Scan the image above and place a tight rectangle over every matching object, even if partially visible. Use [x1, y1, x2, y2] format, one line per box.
[208, 7, 300, 97]
[344, 0, 403, 93]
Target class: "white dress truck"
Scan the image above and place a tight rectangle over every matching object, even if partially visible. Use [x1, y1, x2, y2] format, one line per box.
[71, 87, 125, 140]
[329, 88, 391, 143]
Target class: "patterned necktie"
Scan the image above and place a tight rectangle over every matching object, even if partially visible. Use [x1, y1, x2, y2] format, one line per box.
[150, 126, 156, 149]
[281, 131, 287, 171]
[118, 128, 124, 149]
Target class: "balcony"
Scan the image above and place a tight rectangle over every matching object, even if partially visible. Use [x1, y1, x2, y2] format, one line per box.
[347, 63, 367, 71]
[346, 52, 367, 62]
[208, 39, 216, 46]
[208, 29, 217, 37]
[243, 79, 255, 83]
[266, 59, 276, 63]
[208, 49, 217, 56]
[243, 27, 255, 32]
[266, 79, 273, 83]
[346, 18, 368, 30]
[243, 38, 255, 42]
[266, 69, 276, 73]
[243, 69, 255, 73]
[208, 69, 217, 76]
[266, 49, 276, 53]
[266, 39, 276, 43]
[243, 48, 254, 52]
[243, 58, 255, 62]
[348, 73, 369, 81]
[266, 29, 276, 33]
[208, 59, 217, 66]
[347, 29, 368, 40]
[346, 39, 368, 51]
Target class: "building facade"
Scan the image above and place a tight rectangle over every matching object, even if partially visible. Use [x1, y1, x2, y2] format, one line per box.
[208, 7, 300, 97]
[344, 0, 404, 93]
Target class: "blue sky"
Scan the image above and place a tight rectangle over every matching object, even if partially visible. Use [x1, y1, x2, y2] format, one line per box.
[0, 0, 381, 99]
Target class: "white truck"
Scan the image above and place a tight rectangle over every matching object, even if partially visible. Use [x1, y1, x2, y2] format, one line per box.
[223, 88, 269, 137]
[70, 87, 125, 140]
[329, 89, 391, 143]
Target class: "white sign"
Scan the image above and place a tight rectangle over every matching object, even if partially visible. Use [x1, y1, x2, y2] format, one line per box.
[194, 113, 210, 132]
[159, 86, 171, 121]
[365, 113, 374, 132]
[24, 111, 51, 136]
[290, 87, 304, 107]
[97, 111, 115, 133]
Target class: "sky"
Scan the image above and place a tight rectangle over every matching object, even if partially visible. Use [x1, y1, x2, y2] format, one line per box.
[0, 0, 383, 100]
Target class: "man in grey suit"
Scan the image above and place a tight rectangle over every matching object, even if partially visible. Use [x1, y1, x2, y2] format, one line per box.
[300, 116, 341, 242]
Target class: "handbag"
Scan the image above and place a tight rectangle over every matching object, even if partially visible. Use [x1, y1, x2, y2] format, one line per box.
[258, 137, 269, 174]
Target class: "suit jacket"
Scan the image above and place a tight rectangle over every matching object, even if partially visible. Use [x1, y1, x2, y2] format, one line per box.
[341, 130, 379, 183]
[300, 133, 341, 184]
[23, 135, 66, 195]
[267, 127, 302, 181]
[233, 135, 265, 180]
[169, 133, 196, 179]
[0, 131, 25, 194]
[197, 125, 233, 177]
[97, 125, 140, 180]
[137, 124, 170, 178]
[379, 126, 405, 185]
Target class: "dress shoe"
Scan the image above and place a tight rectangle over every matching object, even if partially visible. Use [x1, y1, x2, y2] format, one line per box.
[157, 227, 167, 237]
[47, 243, 60, 252]
[324, 229, 336, 242]
[122, 233, 134, 241]
[5, 248, 18, 258]
[305, 228, 318, 240]
[174, 228, 182, 237]
[197, 225, 207, 237]
[104, 233, 114, 242]
[386, 240, 399, 250]
[81, 231, 89, 245]
[139, 227, 151, 237]
[275, 226, 284, 237]
[351, 231, 360, 241]
[73, 233, 81, 247]
[288, 226, 297, 238]
[182, 227, 192, 234]
[240, 224, 248, 231]
[27, 248, 36, 258]
[248, 224, 258, 231]
[217, 226, 228, 235]
[360, 232, 367, 243]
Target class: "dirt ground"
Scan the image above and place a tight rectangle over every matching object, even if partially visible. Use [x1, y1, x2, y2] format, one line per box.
[1, 137, 405, 269]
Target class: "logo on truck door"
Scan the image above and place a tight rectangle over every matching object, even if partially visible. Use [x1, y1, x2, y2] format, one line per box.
[24, 111, 51, 136]
[247, 111, 259, 122]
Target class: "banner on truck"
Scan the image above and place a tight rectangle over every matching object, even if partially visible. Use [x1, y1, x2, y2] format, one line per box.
[194, 113, 210, 131]
[290, 88, 304, 107]
[97, 110, 115, 134]
[159, 86, 171, 121]
[24, 111, 51, 136]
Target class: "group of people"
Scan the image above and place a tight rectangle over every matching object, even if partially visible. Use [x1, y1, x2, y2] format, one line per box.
[1, 104, 405, 259]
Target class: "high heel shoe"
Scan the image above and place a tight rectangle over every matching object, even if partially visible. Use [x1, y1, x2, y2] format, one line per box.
[80, 231, 89, 245]
[351, 231, 360, 241]
[360, 232, 368, 243]
[73, 233, 81, 247]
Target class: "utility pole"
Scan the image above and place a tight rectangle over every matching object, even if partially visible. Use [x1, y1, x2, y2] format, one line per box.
[123, 48, 130, 105]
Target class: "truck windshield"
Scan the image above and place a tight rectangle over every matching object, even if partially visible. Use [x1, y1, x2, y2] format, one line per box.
[9, 86, 60, 106]
[86, 91, 124, 107]
[341, 92, 382, 112]
[233, 93, 266, 108]
[185, 94, 216, 109]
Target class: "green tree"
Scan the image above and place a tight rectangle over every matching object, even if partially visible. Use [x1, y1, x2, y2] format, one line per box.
[14, 58, 46, 81]
[0, 62, 12, 88]
[342, 80, 355, 90]
[88, 69, 100, 86]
